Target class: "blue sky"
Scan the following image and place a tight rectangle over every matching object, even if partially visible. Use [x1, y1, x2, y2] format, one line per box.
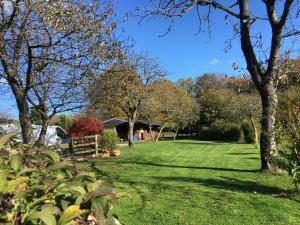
[1, 1, 299, 118]
[116, 0, 248, 79]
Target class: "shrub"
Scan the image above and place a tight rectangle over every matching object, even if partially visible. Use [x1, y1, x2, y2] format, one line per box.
[241, 122, 255, 144]
[68, 116, 103, 137]
[199, 121, 242, 142]
[0, 145, 123, 224]
[0, 127, 5, 136]
[101, 130, 119, 151]
[276, 145, 300, 192]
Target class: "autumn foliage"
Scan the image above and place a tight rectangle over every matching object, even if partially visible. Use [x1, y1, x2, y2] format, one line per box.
[68, 117, 103, 137]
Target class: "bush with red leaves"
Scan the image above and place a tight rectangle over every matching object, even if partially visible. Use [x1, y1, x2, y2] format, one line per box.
[68, 117, 103, 137]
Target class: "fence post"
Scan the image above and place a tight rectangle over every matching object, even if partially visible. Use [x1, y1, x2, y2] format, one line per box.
[69, 138, 75, 160]
[95, 135, 98, 156]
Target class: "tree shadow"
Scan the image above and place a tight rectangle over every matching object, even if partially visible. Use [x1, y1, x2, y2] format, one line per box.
[227, 152, 258, 155]
[246, 157, 260, 160]
[173, 141, 232, 145]
[108, 160, 259, 173]
[151, 175, 295, 196]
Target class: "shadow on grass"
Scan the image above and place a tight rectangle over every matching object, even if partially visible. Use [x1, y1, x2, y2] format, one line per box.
[227, 152, 258, 155]
[151, 175, 294, 196]
[173, 141, 233, 145]
[105, 160, 259, 173]
[246, 157, 260, 160]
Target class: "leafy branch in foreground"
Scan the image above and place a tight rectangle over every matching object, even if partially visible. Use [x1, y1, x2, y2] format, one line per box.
[0, 145, 123, 225]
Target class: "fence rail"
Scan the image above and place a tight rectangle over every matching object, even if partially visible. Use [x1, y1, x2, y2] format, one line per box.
[69, 134, 100, 157]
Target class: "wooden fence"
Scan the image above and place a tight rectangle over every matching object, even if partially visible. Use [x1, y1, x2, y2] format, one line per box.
[69, 135, 100, 157]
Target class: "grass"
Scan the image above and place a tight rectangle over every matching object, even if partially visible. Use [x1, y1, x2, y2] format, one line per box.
[81, 140, 300, 225]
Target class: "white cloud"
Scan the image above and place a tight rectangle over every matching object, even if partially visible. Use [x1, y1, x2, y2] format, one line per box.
[210, 58, 222, 65]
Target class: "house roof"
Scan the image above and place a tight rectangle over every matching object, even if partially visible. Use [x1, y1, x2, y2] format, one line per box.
[103, 118, 160, 128]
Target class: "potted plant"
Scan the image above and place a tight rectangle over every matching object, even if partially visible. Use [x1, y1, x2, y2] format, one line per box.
[100, 129, 120, 157]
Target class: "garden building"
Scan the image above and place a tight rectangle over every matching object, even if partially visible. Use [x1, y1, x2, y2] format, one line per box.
[103, 118, 160, 141]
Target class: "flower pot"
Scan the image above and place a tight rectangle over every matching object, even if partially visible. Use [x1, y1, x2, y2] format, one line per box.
[101, 150, 110, 158]
[111, 149, 121, 157]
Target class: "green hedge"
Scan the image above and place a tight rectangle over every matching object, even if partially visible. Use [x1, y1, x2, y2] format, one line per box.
[199, 122, 242, 142]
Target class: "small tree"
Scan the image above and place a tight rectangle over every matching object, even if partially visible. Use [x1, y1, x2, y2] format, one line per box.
[68, 117, 103, 138]
[171, 86, 199, 140]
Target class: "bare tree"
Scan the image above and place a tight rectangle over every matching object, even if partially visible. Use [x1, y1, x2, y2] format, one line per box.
[89, 54, 166, 147]
[143, 0, 300, 170]
[0, 0, 118, 143]
[26, 63, 87, 144]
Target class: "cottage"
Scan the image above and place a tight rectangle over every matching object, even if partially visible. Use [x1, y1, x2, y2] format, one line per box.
[103, 118, 160, 141]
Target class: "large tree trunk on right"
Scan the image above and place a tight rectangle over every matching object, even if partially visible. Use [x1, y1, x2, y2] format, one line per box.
[259, 81, 278, 171]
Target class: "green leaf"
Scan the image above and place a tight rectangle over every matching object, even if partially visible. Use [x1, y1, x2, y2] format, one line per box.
[58, 205, 86, 225]
[92, 197, 106, 222]
[41, 204, 61, 215]
[10, 154, 23, 172]
[68, 185, 86, 195]
[0, 170, 8, 193]
[81, 186, 115, 205]
[18, 168, 36, 176]
[42, 150, 60, 164]
[76, 172, 96, 182]
[0, 156, 6, 168]
[27, 210, 57, 225]
[51, 162, 74, 171]
[5, 176, 28, 193]
[61, 200, 71, 210]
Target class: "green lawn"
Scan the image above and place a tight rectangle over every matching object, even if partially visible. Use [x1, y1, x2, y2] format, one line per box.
[82, 140, 300, 225]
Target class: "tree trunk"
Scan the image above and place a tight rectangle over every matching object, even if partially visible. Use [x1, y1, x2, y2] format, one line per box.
[249, 117, 259, 147]
[37, 118, 49, 145]
[148, 121, 154, 140]
[155, 123, 167, 142]
[10, 84, 33, 144]
[18, 104, 33, 144]
[173, 126, 179, 141]
[259, 81, 278, 171]
[128, 118, 135, 147]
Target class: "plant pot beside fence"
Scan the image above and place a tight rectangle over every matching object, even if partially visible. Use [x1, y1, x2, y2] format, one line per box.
[110, 149, 121, 157]
[100, 150, 110, 158]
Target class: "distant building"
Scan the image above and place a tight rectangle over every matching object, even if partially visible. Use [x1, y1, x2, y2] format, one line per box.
[0, 121, 17, 133]
[103, 118, 160, 141]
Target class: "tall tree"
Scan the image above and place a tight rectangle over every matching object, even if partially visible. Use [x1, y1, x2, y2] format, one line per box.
[0, 0, 117, 143]
[176, 77, 196, 97]
[144, 0, 300, 170]
[89, 54, 166, 146]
